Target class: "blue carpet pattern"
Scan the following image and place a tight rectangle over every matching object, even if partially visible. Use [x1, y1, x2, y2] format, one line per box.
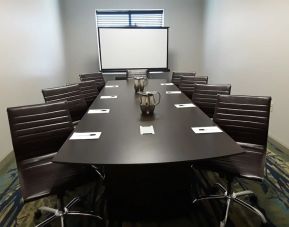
[0, 156, 22, 227]
[0, 140, 288, 227]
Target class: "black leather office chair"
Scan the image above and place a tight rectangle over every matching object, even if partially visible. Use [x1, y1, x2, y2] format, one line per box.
[179, 76, 208, 99]
[192, 84, 231, 118]
[42, 84, 87, 126]
[79, 80, 99, 107]
[193, 95, 271, 227]
[7, 102, 102, 227]
[126, 69, 149, 79]
[79, 72, 106, 91]
[171, 72, 196, 87]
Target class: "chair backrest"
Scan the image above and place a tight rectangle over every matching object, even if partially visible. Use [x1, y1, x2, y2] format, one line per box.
[192, 84, 231, 118]
[7, 102, 74, 162]
[171, 72, 196, 87]
[213, 95, 271, 151]
[42, 84, 87, 124]
[79, 80, 99, 106]
[179, 76, 208, 99]
[126, 69, 149, 79]
[79, 72, 105, 91]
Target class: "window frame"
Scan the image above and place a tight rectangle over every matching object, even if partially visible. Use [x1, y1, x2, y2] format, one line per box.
[95, 9, 164, 28]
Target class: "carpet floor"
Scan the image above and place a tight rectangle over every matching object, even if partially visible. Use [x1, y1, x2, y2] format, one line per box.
[1, 141, 288, 227]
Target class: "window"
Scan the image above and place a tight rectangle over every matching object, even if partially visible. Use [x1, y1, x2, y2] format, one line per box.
[96, 10, 164, 27]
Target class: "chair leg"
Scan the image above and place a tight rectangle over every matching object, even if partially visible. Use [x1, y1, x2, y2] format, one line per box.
[59, 194, 67, 227]
[38, 206, 59, 214]
[67, 211, 103, 220]
[215, 183, 227, 192]
[193, 194, 227, 203]
[220, 197, 231, 227]
[64, 194, 103, 220]
[234, 190, 254, 197]
[233, 197, 267, 224]
[36, 206, 63, 227]
[35, 196, 103, 227]
[65, 197, 81, 209]
[35, 213, 58, 227]
[193, 180, 267, 226]
[60, 216, 65, 227]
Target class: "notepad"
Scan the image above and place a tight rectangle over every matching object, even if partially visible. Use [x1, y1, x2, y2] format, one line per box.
[140, 125, 155, 135]
[175, 103, 196, 108]
[105, 85, 119, 88]
[70, 132, 102, 140]
[191, 126, 222, 134]
[166, 91, 181, 94]
[88, 109, 110, 114]
[100, 95, 117, 99]
[160, 83, 174, 86]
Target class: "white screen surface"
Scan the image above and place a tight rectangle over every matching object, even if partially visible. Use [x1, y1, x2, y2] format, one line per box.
[98, 28, 168, 70]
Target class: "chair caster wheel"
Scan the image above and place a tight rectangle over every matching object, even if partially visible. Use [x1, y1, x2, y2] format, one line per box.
[220, 219, 234, 227]
[220, 221, 225, 227]
[34, 209, 42, 219]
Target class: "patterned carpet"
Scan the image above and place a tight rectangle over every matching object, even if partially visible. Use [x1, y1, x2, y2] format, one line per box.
[0, 141, 288, 227]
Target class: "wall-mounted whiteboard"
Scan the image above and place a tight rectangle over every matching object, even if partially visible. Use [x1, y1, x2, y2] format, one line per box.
[98, 27, 169, 71]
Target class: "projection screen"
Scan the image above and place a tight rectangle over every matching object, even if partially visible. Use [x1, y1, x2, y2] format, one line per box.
[98, 27, 169, 71]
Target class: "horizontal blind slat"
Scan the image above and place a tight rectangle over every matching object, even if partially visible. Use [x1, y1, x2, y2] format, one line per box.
[96, 10, 163, 27]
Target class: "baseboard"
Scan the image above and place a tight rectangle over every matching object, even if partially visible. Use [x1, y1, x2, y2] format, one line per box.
[268, 136, 289, 155]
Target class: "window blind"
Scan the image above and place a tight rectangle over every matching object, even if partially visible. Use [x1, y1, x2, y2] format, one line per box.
[96, 10, 164, 27]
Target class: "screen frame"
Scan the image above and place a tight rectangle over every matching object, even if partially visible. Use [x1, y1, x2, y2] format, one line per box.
[97, 27, 169, 72]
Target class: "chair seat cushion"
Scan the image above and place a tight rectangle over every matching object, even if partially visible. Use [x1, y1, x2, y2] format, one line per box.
[195, 145, 266, 181]
[19, 153, 93, 202]
[237, 142, 265, 152]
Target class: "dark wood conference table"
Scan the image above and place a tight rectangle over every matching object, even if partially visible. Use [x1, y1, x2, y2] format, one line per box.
[54, 79, 244, 220]
[54, 79, 243, 165]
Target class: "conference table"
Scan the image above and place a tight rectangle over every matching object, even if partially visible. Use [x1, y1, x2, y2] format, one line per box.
[54, 79, 244, 220]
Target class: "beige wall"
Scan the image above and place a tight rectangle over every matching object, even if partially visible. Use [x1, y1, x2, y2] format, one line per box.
[1, 0, 288, 161]
[0, 0, 67, 161]
[203, 0, 289, 148]
[59, 0, 205, 82]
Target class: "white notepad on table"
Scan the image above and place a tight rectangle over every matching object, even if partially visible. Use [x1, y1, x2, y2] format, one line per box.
[105, 85, 119, 88]
[70, 132, 102, 140]
[88, 109, 110, 114]
[140, 125, 155, 135]
[100, 95, 117, 99]
[175, 103, 196, 108]
[160, 83, 174, 86]
[166, 91, 181, 94]
[191, 126, 222, 134]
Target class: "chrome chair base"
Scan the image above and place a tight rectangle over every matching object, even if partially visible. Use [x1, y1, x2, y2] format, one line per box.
[193, 183, 267, 227]
[35, 197, 103, 227]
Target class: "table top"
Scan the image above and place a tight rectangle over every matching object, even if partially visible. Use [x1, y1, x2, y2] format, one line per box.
[54, 79, 244, 165]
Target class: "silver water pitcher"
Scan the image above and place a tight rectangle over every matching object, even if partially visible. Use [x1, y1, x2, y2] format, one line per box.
[138, 91, 161, 115]
[134, 76, 147, 92]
